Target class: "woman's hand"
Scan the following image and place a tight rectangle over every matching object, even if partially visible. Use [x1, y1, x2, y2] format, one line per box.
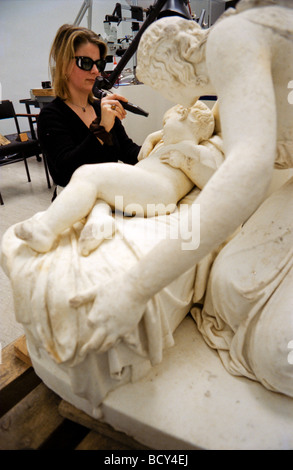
[100, 93, 128, 132]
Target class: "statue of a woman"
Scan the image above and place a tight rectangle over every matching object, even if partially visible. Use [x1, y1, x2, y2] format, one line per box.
[60, 0, 293, 397]
[132, 0, 293, 397]
[1, 0, 292, 408]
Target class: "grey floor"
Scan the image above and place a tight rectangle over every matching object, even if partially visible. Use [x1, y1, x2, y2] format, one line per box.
[0, 156, 54, 348]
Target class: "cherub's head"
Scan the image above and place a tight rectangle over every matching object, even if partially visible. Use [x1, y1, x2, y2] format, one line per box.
[162, 101, 215, 145]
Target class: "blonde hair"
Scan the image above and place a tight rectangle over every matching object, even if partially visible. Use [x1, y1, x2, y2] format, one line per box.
[163, 101, 215, 141]
[137, 17, 209, 91]
[49, 24, 107, 101]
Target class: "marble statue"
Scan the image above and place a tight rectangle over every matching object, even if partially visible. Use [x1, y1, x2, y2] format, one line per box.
[13, 101, 223, 256]
[135, 0, 293, 398]
[0, 101, 224, 416]
[1, 0, 293, 417]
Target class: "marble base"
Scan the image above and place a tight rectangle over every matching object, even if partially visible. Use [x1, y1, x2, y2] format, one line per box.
[100, 316, 293, 450]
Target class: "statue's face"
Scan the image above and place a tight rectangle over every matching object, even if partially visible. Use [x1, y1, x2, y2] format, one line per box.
[163, 111, 197, 144]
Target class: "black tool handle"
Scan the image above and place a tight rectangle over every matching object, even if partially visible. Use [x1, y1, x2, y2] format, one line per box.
[93, 86, 149, 117]
[120, 100, 149, 117]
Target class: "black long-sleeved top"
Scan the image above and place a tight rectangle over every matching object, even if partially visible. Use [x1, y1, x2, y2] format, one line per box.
[37, 97, 140, 187]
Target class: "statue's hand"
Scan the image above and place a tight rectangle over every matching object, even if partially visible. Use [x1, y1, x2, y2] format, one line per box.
[159, 148, 186, 169]
[159, 143, 220, 189]
[138, 130, 163, 161]
[69, 275, 147, 353]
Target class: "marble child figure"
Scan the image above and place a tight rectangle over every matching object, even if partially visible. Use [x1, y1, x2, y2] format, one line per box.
[15, 101, 224, 256]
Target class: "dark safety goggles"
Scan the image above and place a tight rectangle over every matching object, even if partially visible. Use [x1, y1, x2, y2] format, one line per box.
[74, 56, 106, 72]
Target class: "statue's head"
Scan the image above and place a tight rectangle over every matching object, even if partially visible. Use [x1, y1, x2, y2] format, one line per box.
[137, 17, 210, 107]
[162, 101, 215, 144]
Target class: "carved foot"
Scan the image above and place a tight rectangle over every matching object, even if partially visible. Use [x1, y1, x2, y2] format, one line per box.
[78, 215, 116, 256]
[14, 218, 55, 253]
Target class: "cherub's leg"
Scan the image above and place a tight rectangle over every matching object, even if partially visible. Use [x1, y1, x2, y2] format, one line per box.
[15, 165, 102, 252]
[78, 200, 115, 256]
[78, 161, 184, 254]
[15, 162, 179, 253]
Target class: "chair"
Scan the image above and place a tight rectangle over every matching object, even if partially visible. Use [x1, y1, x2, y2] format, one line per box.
[0, 100, 51, 204]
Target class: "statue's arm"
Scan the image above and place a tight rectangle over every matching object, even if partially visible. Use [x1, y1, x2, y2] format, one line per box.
[159, 139, 224, 189]
[126, 15, 277, 301]
[137, 130, 163, 161]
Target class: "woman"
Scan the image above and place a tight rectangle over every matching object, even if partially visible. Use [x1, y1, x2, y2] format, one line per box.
[66, 1, 293, 397]
[37, 24, 140, 188]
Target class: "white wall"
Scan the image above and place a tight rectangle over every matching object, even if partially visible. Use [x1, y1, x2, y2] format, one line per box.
[0, 0, 204, 142]
[0, 0, 143, 134]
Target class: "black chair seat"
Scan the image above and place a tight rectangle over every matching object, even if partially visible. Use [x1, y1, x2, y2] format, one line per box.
[0, 139, 40, 158]
[0, 152, 31, 164]
[0, 99, 51, 204]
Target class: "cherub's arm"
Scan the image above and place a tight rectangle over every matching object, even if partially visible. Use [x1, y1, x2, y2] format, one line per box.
[158, 138, 224, 189]
[137, 130, 163, 161]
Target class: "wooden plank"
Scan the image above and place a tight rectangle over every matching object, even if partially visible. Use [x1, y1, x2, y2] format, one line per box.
[0, 382, 64, 450]
[0, 340, 31, 391]
[0, 336, 148, 449]
[59, 400, 149, 450]
[39, 418, 90, 450]
[75, 430, 132, 450]
[13, 335, 32, 366]
[0, 368, 41, 418]
[0, 337, 41, 417]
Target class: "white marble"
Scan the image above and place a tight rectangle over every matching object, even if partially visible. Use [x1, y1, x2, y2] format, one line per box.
[134, 0, 293, 398]
[101, 316, 293, 450]
[0, 158, 54, 347]
[1, 99, 225, 406]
